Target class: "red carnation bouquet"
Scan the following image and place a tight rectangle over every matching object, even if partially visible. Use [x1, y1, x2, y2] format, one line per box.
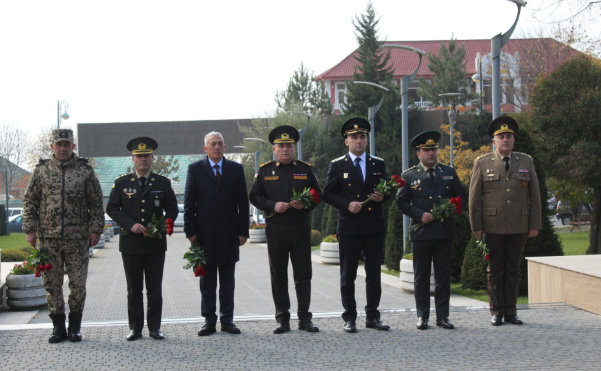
[411, 197, 464, 231]
[266, 187, 320, 218]
[478, 236, 490, 260]
[183, 242, 208, 277]
[10, 250, 53, 277]
[362, 174, 406, 205]
[122, 215, 174, 238]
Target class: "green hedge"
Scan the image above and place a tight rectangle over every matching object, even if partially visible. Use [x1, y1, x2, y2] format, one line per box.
[1, 248, 29, 262]
[459, 236, 488, 291]
[310, 230, 323, 246]
[311, 202, 326, 233]
[384, 205, 404, 270]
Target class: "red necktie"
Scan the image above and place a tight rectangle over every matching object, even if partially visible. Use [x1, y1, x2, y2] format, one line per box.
[214, 164, 221, 182]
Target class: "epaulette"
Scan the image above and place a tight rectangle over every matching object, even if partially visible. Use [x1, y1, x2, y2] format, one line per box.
[298, 160, 312, 166]
[476, 153, 494, 160]
[77, 157, 89, 163]
[438, 163, 453, 169]
[115, 173, 132, 180]
[331, 155, 346, 162]
[36, 158, 50, 166]
[514, 151, 532, 159]
[259, 160, 274, 168]
[402, 165, 417, 174]
[369, 155, 384, 161]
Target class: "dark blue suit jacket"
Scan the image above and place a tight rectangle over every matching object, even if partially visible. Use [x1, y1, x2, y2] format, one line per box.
[396, 163, 467, 241]
[322, 153, 387, 236]
[184, 156, 249, 265]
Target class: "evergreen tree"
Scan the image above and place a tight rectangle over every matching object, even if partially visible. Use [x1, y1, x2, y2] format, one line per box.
[460, 236, 488, 291]
[311, 201, 326, 233]
[384, 204, 404, 270]
[418, 38, 476, 107]
[324, 203, 338, 236]
[321, 204, 331, 236]
[512, 115, 564, 296]
[275, 62, 333, 114]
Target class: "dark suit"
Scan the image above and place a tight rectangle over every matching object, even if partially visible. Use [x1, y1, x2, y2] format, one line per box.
[106, 172, 178, 332]
[322, 153, 387, 322]
[249, 159, 321, 323]
[184, 156, 249, 325]
[396, 163, 466, 319]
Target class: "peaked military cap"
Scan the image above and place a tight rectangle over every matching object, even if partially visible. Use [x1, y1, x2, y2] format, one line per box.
[269, 125, 299, 145]
[340, 117, 371, 137]
[488, 116, 519, 138]
[411, 130, 441, 149]
[127, 137, 158, 155]
[52, 128, 74, 143]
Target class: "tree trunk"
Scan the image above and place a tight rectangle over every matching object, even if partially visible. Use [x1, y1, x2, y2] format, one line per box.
[586, 186, 601, 254]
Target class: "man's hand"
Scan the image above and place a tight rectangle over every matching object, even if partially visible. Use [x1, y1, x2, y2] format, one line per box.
[89, 233, 101, 247]
[289, 200, 305, 210]
[528, 229, 539, 238]
[26, 232, 37, 247]
[239, 236, 248, 246]
[131, 223, 147, 234]
[369, 191, 384, 202]
[348, 201, 363, 214]
[188, 235, 198, 244]
[421, 212, 434, 224]
[274, 202, 291, 213]
[473, 230, 483, 241]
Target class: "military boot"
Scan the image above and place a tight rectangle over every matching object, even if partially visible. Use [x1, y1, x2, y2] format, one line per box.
[67, 311, 83, 342]
[48, 313, 68, 343]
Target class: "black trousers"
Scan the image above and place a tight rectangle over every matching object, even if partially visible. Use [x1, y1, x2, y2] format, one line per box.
[411, 238, 453, 319]
[265, 221, 312, 322]
[338, 234, 384, 322]
[121, 251, 165, 332]
[486, 233, 528, 316]
[200, 262, 236, 325]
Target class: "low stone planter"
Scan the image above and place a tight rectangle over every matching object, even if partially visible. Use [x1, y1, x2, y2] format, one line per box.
[109, 227, 114, 237]
[89, 247, 95, 258]
[6, 274, 47, 310]
[94, 237, 105, 249]
[248, 229, 266, 243]
[399, 259, 435, 294]
[320, 242, 340, 265]
[104, 230, 110, 242]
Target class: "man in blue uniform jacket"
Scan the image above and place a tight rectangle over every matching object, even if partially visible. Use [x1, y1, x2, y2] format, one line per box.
[396, 130, 467, 330]
[106, 137, 179, 341]
[323, 117, 390, 333]
[184, 131, 249, 336]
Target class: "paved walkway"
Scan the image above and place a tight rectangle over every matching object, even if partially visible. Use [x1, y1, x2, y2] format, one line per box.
[1, 233, 601, 370]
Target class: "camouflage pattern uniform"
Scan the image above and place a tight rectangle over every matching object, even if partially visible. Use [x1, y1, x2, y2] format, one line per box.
[22, 130, 104, 315]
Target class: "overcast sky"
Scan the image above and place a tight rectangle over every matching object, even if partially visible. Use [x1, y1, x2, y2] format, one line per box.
[0, 0, 596, 138]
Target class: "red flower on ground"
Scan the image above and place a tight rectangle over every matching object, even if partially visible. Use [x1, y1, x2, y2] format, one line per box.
[484, 253, 491, 260]
[309, 188, 320, 204]
[194, 265, 207, 277]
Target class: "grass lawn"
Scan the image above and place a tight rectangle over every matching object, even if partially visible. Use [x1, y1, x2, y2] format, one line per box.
[450, 283, 528, 304]
[558, 231, 589, 255]
[0, 233, 29, 250]
[381, 269, 399, 277]
[311, 245, 320, 251]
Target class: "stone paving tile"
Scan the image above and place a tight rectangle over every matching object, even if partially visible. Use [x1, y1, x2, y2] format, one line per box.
[30, 233, 419, 323]
[2, 307, 601, 370]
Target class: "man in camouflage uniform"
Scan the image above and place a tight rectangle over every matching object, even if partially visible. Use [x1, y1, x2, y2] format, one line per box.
[22, 128, 104, 343]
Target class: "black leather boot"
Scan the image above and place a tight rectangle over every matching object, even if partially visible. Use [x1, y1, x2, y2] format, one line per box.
[48, 313, 68, 343]
[67, 312, 83, 342]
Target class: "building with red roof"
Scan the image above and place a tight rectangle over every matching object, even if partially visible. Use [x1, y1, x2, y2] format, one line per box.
[316, 38, 577, 114]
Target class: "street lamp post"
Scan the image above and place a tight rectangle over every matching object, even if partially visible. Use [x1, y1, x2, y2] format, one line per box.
[439, 93, 463, 168]
[57, 100, 70, 128]
[491, 0, 527, 119]
[382, 44, 426, 252]
[2, 158, 10, 236]
[352, 81, 388, 157]
[244, 138, 266, 223]
[285, 112, 311, 161]
[471, 53, 484, 113]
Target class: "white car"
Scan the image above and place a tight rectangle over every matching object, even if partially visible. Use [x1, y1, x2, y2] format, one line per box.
[174, 205, 185, 227]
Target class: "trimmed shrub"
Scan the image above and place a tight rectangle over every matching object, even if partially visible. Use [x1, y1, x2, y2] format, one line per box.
[0, 205, 6, 236]
[320, 204, 331, 235]
[460, 236, 488, 291]
[384, 205, 404, 270]
[311, 202, 326, 233]
[310, 230, 323, 246]
[324, 204, 338, 236]
[452, 213, 472, 283]
[1, 248, 29, 262]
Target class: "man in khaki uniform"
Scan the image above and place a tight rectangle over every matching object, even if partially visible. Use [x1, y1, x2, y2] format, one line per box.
[22, 128, 104, 343]
[469, 116, 541, 326]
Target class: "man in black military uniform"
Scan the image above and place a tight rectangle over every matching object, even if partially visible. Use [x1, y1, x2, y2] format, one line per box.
[396, 131, 467, 330]
[106, 137, 179, 341]
[249, 126, 322, 334]
[322, 117, 389, 333]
